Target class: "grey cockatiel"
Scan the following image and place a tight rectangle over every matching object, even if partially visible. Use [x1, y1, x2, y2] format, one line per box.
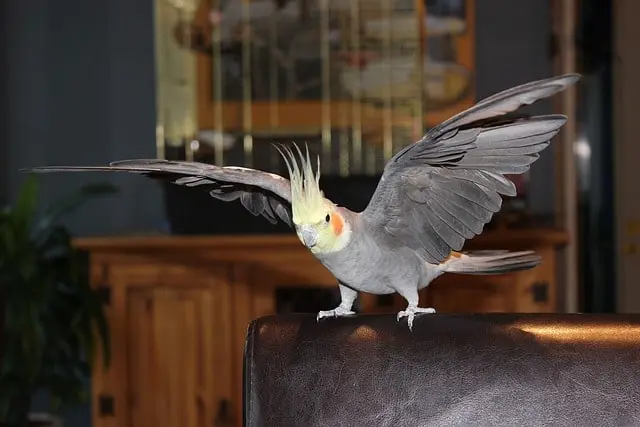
[24, 74, 579, 330]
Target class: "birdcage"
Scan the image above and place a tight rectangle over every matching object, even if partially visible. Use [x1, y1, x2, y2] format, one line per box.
[153, 0, 474, 177]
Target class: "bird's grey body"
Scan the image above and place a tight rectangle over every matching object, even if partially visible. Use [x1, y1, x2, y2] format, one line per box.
[315, 209, 438, 296]
[315, 216, 424, 294]
[23, 73, 581, 330]
[309, 209, 443, 322]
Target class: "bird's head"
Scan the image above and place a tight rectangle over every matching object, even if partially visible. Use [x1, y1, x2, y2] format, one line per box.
[293, 198, 349, 255]
[277, 144, 351, 254]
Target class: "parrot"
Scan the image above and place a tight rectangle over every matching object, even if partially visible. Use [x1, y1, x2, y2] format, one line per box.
[24, 73, 580, 330]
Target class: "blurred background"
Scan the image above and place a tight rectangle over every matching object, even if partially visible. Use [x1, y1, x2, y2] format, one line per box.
[1, 0, 636, 426]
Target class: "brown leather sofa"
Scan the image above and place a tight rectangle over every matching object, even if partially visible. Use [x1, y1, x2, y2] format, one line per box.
[243, 313, 640, 427]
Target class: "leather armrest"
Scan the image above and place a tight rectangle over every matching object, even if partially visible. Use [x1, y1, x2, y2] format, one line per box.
[244, 313, 640, 427]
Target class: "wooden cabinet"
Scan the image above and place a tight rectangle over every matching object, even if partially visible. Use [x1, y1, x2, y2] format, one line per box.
[124, 269, 232, 427]
[76, 230, 567, 427]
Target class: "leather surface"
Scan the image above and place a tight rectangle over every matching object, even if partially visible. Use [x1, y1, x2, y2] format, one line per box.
[244, 313, 640, 427]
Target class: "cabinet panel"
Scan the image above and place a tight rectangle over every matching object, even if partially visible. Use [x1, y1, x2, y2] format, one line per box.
[128, 287, 226, 427]
[96, 263, 234, 427]
[426, 275, 515, 313]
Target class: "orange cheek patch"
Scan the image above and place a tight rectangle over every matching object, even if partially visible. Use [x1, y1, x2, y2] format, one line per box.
[330, 213, 344, 236]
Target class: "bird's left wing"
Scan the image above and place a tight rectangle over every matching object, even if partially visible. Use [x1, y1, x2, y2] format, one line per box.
[24, 159, 294, 226]
[360, 74, 579, 264]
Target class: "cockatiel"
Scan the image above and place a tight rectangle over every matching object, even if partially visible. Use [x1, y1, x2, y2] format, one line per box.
[24, 74, 579, 330]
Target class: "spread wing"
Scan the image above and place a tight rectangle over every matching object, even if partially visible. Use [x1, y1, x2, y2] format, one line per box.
[24, 159, 294, 226]
[361, 74, 580, 264]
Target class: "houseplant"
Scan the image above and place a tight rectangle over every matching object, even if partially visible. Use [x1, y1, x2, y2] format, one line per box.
[0, 175, 117, 426]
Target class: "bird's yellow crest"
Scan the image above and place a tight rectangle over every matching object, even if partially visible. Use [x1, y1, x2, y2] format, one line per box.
[275, 144, 329, 225]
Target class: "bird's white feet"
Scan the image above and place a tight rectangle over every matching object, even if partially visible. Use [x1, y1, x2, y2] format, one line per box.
[316, 304, 356, 321]
[396, 305, 436, 331]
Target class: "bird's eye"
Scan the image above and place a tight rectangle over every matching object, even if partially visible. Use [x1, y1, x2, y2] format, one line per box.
[325, 214, 331, 223]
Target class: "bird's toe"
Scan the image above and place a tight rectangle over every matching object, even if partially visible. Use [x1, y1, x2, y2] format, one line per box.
[396, 306, 436, 330]
[316, 306, 355, 322]
[316, 309, 336, 321]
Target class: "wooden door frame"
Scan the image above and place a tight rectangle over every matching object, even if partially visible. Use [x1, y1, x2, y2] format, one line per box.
[612, 0, 640, 312]
[551, 0, 580, 313]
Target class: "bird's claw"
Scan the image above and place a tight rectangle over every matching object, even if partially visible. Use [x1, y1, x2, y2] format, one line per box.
[316, 305, 356, 321]
[396, 306, 436, 331]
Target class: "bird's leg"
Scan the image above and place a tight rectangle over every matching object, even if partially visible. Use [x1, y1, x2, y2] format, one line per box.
[316, 283, 357, 321]
[396, 288, 436, 331]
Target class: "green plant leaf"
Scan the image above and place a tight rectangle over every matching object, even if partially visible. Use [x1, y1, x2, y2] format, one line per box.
[92, 297, 111, 369]
[1, 180, 114, 414]
[10, 175, 39, 238]
[50, 396, 62, 412]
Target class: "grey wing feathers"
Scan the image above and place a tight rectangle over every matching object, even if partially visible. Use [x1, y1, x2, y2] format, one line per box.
[24, 159, 294, 226]
[362, 74, 579, 264]
[425, 73, 579, 140]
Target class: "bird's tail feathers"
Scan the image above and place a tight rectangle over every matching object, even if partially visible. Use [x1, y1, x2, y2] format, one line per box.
[443, 250, 541, 275]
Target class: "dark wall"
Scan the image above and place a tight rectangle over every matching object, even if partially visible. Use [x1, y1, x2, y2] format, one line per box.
[475, 0, 554, 215]
[1, 0, 553, 425]
[1, 0, 166, 237]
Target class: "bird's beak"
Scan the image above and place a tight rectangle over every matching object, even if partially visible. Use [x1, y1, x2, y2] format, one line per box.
[300, 227, 318, 248]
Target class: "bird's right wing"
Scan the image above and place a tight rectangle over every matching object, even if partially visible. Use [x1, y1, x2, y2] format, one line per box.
[24, 159, 294, 227]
